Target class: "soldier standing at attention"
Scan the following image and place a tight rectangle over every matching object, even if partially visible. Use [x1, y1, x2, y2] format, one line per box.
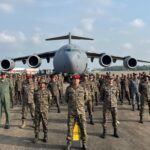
[21, 75, 35, 128]
[0, 72, 13, 129]
[48, 74, 61, 113]
[33, 79, 52, 143]
[65, 74, 88, 150]
[100, 75, 119, 138]
[139, 75, 150, 123]
[81, 73, 94, 125]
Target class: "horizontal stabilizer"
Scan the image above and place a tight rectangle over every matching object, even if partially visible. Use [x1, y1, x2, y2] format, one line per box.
[45, 33, 94, 44]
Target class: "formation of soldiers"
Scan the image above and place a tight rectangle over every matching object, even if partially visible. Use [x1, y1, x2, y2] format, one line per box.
[0, 71, 150, 150]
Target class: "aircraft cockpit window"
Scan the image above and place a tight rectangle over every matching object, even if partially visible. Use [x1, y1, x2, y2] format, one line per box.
[65, 49, 77, 52]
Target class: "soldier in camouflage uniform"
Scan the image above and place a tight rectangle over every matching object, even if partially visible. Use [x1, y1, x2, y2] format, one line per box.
[100, 75, 119, 138]
[139, 75, 150, 123]
[47, 74, 61, 113]
[81, 73, 94, 125]
[0, 72, 13, 129]
[33, 79, 52, 143]
[15, 74, 23, 105]
[21, 75, 35, 128]
[65, 74, 88, 150]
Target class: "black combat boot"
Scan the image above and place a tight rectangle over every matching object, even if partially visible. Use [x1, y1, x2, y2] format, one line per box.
[132, 105, 135, 111]
[139, 116, 143, 124]
[114, 128, 119, 138]
[43, 133, 48, 143]
[137, 104, 140, 110]
[57, 107, 61, 113]
[82, 142, 88, 150]
[4, 124, 10, 129]
[89, 115, 94, 125]
[149, 108, 150, 115]
[66, 141, 72, 150]
[33, 133, 39, 143]
[101, 128, 106, 138]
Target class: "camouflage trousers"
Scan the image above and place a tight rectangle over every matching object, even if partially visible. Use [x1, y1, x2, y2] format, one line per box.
[86, 100, 93, 116]
[121, 89, 130, 103]
[34, 110, 48, 134]
[140, 98, 150, 117]
[22, 102, 35, 121]
[67, 113, 87, 144]
[103, 107, 118, 128]
[15, 91, 22, 105]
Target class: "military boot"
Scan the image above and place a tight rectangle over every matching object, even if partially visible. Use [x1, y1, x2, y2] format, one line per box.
[101, 128, 106, 138]
[114, 128, 119, 138]
[21, 120, 26, 128]
[132, 105, 135, 111]
[66, 141, 72, 150]
[57, 107, 61, 113]
[43, 133, 48, 143]
[137, 104, 140, 111]
[33, 133, 39, 143]
[89, 115, 94, 125]
[82, 142, 88, 150]
[149, 108, 150, 115]
[139, 116, 143, 124]
[4, 124, 10, 129]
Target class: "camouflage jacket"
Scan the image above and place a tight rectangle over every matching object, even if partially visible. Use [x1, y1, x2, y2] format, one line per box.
[22, 79, 35, 103]
[139, 80, 150, 100]
[47, 81, 59, 96]
[100, 83, 119, 108]
[65, 85, 87, 115]
[34, 89, 52, 113]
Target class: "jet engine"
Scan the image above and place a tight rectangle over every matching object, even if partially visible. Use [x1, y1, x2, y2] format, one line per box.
[99, 53, 112, 67]
[0, 59, 15, 71]
[123, 57, 137, 69]
[27, 55, 41, 68]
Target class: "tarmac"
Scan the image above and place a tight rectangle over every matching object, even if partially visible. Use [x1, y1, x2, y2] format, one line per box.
[0, 101, 150, 150]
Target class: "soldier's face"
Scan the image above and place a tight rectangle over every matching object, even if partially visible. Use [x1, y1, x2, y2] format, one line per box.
[72, 78, 80, 86]
[39, 83, 46, 89]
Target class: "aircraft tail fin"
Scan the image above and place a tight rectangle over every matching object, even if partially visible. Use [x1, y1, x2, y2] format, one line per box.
[45, 32, 94, 44]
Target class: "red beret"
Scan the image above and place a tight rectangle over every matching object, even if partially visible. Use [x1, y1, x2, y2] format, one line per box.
[26, 75, 32, 79]
[71, 75, 80, 79]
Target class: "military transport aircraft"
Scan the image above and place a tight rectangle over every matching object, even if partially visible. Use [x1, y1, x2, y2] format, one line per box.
[0, 33, 150, 74]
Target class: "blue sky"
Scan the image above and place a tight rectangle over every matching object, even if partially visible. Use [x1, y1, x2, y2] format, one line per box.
[0, 0, 150, 70]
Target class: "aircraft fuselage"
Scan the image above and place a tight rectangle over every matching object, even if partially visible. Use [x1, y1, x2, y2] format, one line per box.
[53, 44, 88, 74]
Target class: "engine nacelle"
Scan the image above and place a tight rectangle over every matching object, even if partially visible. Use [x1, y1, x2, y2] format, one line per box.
[99, 53, 112, 67]
[27, 55, 41, 68]
[0, 59, 15, 71]
[123, 57, 137, 69]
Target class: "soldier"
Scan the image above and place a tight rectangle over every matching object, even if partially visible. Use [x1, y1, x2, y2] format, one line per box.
[47, 74, 61, 113]
[65, 74, 88, 150]
[21, 75, 35, 128]
[33, 79, 52, 143]
[15, 74, 23, 105]
[129, 73, 140, 111]
[139, 75, 150, 123]
[100, 75, 119, 138]
[0, 72, 13, 129]
[81, 73, 94, 125]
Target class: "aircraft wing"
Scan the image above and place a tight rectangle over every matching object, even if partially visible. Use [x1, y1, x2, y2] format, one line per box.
[86, 52, 150, 63]
[13, 50, 56, 62]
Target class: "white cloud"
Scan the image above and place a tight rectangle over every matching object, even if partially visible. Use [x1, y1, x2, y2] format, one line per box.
[130, 18, 145, 28]
[81, 18, 95, 32]
[122, 43, 133, 50]
[31, 35, 41, 44]
[0, 3, 14, 13]
[18, 32, 26, 42]
[0, 32, 16, 43]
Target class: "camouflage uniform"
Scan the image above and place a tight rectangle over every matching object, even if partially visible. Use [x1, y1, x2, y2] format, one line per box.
[81, 79, 94, 125]
[21, 78, 35, 128]
[100, 80, 119, 138]
[139, 78, 150, 123]
[15, 76, 23, 105]
[65, 85, 88, 147]
[0, 76, 13, 129]
[57, 75, 64, 104]
[34, 85, 52, 142]
[48, 80, 61, 113]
